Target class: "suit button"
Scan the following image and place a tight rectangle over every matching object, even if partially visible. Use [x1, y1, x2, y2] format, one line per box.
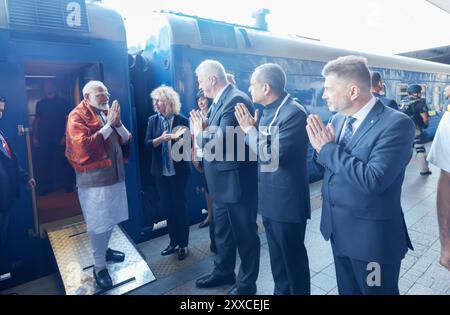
[329, 182, 333, 187]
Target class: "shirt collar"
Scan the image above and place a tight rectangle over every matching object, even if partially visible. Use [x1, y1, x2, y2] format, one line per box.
[265, 92, 288, 110]
[213, 84, 230, 104]
[352, 96, 377, 123]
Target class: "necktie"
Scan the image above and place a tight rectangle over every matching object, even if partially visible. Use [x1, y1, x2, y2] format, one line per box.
[160, 114, 174, 174]
[340, 116, 356, 147]
[0, 134, 11, 158]
[207, 102, 216, 119]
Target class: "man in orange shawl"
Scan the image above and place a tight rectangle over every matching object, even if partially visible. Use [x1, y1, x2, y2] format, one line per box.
[66, 81, 131, 290]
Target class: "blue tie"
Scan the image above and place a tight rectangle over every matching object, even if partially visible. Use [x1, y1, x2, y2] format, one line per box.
[160, 113, 174, 174]
[340, 116, 356, 147]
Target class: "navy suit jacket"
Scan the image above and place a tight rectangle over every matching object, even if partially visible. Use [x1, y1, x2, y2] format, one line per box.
[199, 84, 257, 205]
[144, 113, 190, 178]
[247, 97, 311, 223]
[0, 130, 29, 211]
[314, 101, 415, 263]
[372, 92, 398, 110]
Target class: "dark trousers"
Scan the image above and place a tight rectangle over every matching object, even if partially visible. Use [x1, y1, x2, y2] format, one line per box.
[263, 217, 311, 295]
[0, 210, 11, 273]
[155, 175, 189, 248]
[209, 209, 216, 251]
[212, 200, 260, 291]
[331, 239, 401, 295]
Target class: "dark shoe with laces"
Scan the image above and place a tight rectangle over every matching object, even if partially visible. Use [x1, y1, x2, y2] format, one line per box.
[105, 248, 125, 263]
[161, 245, 178, 256]
[227, 284, 257, 295]
[178, 247, 189, 260]
[93, 268, 113, 290]
[196, 273, 235, 288]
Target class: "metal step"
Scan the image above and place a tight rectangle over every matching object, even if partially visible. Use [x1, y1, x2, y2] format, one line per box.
[47, 222, 155, 295]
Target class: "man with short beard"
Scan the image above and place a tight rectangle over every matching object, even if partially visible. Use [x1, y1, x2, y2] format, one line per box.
[65, 81, 132, 290]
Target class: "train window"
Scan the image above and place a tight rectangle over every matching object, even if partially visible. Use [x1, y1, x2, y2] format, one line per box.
[396, 84, 408, 103]
[382, 83, 387, 96]
[419, 84, 427, 100]
[238, 28, 252, 48]
[433, 86, 441, 112]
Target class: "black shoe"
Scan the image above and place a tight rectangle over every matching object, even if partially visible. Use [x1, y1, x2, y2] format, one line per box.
[105, 248, 125, 263]
[161, 245, 178, 256]
[420, 171, 432, 176]
[93, 268, 113, 290]
[227, 284, 257, 295]
[196, 273, 235, 288]
[178, 247, 189, 260]
[198, 221, 209, 228]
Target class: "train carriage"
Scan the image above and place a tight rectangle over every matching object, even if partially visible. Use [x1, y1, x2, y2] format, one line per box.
[1, 3, 450, 293]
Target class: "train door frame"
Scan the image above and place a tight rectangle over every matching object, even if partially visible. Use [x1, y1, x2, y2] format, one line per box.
[22, 59, 104, 235]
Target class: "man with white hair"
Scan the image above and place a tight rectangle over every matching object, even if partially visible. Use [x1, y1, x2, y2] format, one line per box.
[66, 81, 132, 290]
[190, 60, 259, 295]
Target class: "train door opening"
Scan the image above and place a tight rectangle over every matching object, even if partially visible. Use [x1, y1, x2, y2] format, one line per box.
[23, 60, 103, 231]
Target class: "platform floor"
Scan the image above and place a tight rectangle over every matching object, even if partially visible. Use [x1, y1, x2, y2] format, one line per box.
[2, 144, 450, 295]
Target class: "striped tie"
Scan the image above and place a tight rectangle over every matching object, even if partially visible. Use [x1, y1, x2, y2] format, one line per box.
[340, 116, 356, 147]
[0, 134, 11, 158]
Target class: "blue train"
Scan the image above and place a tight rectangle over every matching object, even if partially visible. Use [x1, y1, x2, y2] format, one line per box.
[0, 2, 450, 289]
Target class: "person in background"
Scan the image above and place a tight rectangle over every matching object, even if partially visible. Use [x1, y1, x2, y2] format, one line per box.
[370, 71, 398, 110]
[33, 80, 74, 195]
[193, 91, 214, 230]
[226, 73, 237, 86]
[0, 96, 36, 275]
[399, 84, 431, 176]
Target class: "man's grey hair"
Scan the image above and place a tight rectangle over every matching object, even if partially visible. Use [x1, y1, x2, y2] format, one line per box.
[82, 80, 107, 96]
[195, 60, 227, 82]
[322, 55, 371, 90]
[253, 63, 286, 96]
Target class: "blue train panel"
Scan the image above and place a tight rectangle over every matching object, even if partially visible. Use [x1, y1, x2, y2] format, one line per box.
[0, 0, 143, 288]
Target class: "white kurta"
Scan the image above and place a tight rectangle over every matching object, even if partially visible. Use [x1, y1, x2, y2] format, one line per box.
[78, 181, 129, 234]
[428, 112, 450, 173]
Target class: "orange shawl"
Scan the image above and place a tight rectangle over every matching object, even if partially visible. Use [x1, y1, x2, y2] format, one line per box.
[65, 100, 130, 173]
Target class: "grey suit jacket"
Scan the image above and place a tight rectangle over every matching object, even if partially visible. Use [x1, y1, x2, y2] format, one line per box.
[199, 85, 257, 204]
[314, 101, 415, 263]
